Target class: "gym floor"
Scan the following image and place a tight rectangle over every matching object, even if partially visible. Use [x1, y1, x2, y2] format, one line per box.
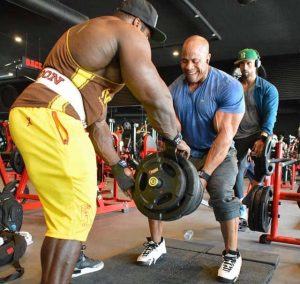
[0, 179, 299, 284]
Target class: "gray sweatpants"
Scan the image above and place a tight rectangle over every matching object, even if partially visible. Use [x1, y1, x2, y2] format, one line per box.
[189, 148, 240, 222]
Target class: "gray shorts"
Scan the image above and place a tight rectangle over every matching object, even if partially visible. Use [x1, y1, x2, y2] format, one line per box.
[189, 148, 240, 222]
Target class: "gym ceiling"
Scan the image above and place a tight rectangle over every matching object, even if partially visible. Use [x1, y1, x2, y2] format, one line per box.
[0, 0, 300, 128]
[0, 0, 300, 68]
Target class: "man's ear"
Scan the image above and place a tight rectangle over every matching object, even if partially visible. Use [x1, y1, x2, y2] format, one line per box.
[132, 17, 141, 28]
[206, 53, 211, 64]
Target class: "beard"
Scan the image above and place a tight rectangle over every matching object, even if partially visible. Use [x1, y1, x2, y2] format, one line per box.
[241, 70, 250, 79]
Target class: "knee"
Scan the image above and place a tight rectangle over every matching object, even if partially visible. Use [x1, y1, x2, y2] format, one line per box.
[209, 197, 240, 222]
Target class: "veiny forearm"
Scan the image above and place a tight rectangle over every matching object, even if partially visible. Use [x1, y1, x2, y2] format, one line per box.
[203, 133, 232, 175]
[203, 111, 243, 175]
[142, 93, 178, 139]
[87, 121, 120, 166]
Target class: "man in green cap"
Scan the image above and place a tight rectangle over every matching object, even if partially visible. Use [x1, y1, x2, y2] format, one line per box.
[233, 48, 279, 230]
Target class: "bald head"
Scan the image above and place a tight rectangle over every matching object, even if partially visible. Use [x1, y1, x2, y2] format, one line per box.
[182, 35, 210, 56]
[180, 35, 211, 86]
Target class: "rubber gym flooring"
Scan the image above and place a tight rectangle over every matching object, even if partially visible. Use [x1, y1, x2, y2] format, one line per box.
[71, 238, 279, 284]
[0, 181, 299, 284]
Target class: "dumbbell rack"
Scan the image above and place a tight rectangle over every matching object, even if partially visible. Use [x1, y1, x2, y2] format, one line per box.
[260, 141, 300, 245]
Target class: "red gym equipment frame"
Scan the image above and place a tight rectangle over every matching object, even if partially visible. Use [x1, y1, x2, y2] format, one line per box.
[1, 124, 136, 214]
[11, 166, 136, 214]
[10, 166, 136, 213]
[260, 141, 300, 245]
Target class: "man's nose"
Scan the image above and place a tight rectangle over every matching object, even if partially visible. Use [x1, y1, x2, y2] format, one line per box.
[185, 61, 194, 70]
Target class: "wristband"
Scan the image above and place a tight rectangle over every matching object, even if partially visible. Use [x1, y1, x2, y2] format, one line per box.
[111, 160, 134, 192]
[260, 135, 268, 142]
[117, 159, 127, 168]
[198, 170, 211, 182]
[163, 132, 183, 147]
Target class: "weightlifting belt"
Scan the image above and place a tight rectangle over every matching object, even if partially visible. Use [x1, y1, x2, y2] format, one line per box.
[36, 67, 87, 128]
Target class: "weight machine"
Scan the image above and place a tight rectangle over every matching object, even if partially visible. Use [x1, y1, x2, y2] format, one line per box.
[248, 139, 300, 245]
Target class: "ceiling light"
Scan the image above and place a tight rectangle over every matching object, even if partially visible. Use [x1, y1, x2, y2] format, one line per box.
[0, 73, 14, 78]
[173, 50, 180, 57]
[14, 36, 23, 43]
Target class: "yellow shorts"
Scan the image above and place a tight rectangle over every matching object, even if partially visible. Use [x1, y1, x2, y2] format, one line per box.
[9, 106, 97, 241]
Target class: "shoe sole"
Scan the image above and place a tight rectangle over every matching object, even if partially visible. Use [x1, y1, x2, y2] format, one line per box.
[136, 254, 165, 266]
[217, 275, 238, 283]
[72, 262, 104, 278]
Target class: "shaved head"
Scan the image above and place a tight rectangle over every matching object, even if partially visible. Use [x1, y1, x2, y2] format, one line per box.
[182, 35, 210, 56]
[180, 35, 211, 87]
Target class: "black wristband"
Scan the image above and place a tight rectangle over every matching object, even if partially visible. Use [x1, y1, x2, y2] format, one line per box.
[111, 160, 134, 192]
[198, 170, 211, 182]
[260, 135, 268, 142]
[163, 132, 183, 147]
[117, 159, 127, 168]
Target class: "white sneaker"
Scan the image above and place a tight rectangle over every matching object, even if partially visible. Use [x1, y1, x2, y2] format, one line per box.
[137, 237, 166, 266]
[217, 250, 242, 283]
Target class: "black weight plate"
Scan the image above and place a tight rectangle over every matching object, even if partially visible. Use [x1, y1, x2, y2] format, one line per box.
[257, 186, 273, 233]
[248, 185, 261, 231]
[262, 137, 275, 176]
[133, 152, 186, 218]
[252, 186, 263, 231]
[133, 152, 200, 221]
[160, 155, 200, 221]
[182, 174, 204, 216]
[10, 148, 25, 174]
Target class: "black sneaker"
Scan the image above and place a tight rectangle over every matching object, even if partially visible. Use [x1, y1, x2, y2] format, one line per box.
[72, 245, 104, 278]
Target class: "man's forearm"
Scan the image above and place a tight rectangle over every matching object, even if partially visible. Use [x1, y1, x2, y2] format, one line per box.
[143, 96, 178, 140]
[87, 121, 120, 166]
[202, 135, 232, 175]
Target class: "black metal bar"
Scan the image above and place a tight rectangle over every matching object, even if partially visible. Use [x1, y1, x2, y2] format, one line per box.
[5, 0, 89, 25]
[181, 0, 222, 41]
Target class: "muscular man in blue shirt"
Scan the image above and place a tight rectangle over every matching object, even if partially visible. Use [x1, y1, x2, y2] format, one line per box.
[233, 49, 279, 229]
[137, 35, 245, 283]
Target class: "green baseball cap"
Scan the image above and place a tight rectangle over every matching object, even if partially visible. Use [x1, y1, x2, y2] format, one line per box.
[234, 48, 259, 65]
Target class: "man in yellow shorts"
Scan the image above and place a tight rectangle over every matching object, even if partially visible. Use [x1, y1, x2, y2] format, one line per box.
[9, 0, 190, 283]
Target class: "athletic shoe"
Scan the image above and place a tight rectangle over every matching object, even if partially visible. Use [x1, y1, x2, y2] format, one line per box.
[239, 204, 248, 220]
[137, 237, 166, 266]
[217, 250, 242, 283]
[72, 245, 104, 278]
[238, 218, 248, 232]
[238, 204, 248, 232]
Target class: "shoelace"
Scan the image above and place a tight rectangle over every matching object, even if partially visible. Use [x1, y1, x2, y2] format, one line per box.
[222, 256, 236, 272]
[142, 242, 158, 256]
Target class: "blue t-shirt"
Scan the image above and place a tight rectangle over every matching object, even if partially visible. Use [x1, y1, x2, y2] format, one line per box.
[169, 67, 245, 158]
